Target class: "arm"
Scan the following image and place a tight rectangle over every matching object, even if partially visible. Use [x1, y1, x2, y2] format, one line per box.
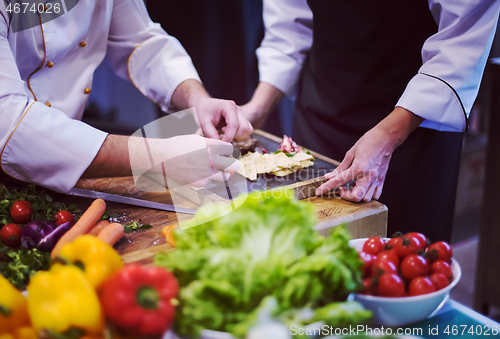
[106, 0, 252, 141]
[317, 0, 500, 201]
[396, 0, 500, 131]
[242, 0, 313, 128]
[0, 7, 108, 193]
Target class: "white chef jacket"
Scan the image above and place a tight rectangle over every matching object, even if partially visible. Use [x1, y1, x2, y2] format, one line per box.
[0, 0, 201, 192]
[257, 0, 500, 132]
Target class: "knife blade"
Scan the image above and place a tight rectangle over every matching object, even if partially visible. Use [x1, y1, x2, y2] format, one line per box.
[68, 188, 196, 215]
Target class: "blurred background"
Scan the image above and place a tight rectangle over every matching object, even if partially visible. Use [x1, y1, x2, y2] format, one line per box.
[82, 1, 500, 323]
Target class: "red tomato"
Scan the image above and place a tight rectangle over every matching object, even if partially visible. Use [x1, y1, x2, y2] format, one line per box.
[10, 200, 33, 224]
[427, 241, 452, 263]
[385, 237, 400, 250]
[400, 254, 428, 281]
[377, 273, 405, 297]
[409, 277, 436, 296]
[376, 250, 400, 267]
[361, 278, 375, 295]
[55, 210, 76, 226]
[0, 223, 22, 248]
[372, 257, 398, 277]
[430, 273, 450, 291]
[393, 235, 421, 258]
[359, 252, 375, 277]
[362, 237, 386, 256]
[430, 260, 453, 280]
[406, 232, 428, 250]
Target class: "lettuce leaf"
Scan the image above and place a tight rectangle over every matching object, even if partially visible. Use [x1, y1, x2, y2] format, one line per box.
[155, 190, 369, 338]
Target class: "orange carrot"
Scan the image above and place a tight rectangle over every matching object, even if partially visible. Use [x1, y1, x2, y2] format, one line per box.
[161, 225, 176, 237]
[97, 223, 125, 247]
[88, 220, 111, 236]
[165, 225, 177, 247]
[51, 198, 106, 258]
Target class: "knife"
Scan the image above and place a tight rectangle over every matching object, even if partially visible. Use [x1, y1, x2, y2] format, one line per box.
[68, 188, 197, 215]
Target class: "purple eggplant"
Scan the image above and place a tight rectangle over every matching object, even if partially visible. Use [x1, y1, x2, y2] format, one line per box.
[36, 221, 73, 252]
[20, 219, 56, 249]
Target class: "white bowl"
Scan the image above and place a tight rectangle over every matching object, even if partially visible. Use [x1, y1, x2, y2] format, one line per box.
[349, 238, 462, 327]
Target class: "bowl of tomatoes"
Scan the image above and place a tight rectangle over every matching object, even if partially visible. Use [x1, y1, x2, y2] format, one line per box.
[349, 233, 461, 327]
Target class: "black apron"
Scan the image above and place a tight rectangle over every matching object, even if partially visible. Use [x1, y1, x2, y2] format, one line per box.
[293, 0, 463, 242]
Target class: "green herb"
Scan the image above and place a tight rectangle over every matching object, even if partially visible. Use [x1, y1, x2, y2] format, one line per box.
[100, 212, 120, 221]
[0, 241, 50, 290]
[123, 221, 153, 234]
[0, 184, 78, 289]
[274, 150, 297, 157]
[154, 190, 369, 338]
[0, 184, 76, 225]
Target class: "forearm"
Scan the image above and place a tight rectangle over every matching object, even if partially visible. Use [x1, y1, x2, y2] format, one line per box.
[171, 79, 211, 109]
[375, 106, 424, 150]
[81, 135, 131, 178]
[243, 82, 284, 128]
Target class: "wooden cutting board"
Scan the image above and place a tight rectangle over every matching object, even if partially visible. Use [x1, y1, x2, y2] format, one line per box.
[69, 130, 387, 265]
[72, 176, 387, 266]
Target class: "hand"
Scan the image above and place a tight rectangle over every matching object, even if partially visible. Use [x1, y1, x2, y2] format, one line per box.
[128, 135, 240, 188]
[195, 97, 253, 142]
[314, 107, 424, 202]
[171, 79, 253, 142]
[241, 82, 285, 129]
[315, 127, 393, 202]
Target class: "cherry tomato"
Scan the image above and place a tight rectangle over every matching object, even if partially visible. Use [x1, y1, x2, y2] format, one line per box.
[393, 235, 421, 258]
[376, 250, 400, 267]
[400, 254, 428, 281]
[372, 257, 398, 277]
[427, 241, 452, 263]
[359, 252, 375, 277]
[385, 237, 401, 250]
[0, 223, 22, 248]
[409, 277, 435, 296]
[362, 237, 386, 256]
[10, 200, 33, 224]
[377, 273, 405, 297]
[361, 278, 375, 295]
[430, 260, 453, 280]
[430, 273, 450, 291]
[55, 210, 76, 226]
[406, 232, 428, 250]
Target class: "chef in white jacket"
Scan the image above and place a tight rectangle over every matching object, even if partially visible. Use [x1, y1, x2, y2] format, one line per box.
[242, 0, 500, 241]
[0, 0, 251, 193]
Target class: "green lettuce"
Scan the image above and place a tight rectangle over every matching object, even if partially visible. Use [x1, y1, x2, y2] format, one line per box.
[155, 190, 370, 338]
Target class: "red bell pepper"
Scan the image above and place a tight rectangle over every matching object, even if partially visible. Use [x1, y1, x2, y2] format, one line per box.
[100, 264, 179, 336]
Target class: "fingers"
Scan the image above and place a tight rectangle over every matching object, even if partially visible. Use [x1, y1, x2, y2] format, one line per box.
[219, 102, 240, 142]
[233, 108, 254, 142]
[206, 142, 235, 156]
[325, 151, 354, 180]
[373, 182, 384, 200]
[199, 117, 220, 140]
[212, 156, 240, 173]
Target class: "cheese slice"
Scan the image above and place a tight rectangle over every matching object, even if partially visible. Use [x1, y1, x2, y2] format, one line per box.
[237, 151, 314, 180]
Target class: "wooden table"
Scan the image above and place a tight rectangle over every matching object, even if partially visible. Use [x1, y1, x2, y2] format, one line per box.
[70, 175, 388, 266]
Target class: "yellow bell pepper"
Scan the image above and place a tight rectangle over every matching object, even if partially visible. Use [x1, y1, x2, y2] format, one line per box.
[54, 235, 123, 288]
[0, 275, 30, 333]
[0, 327, 37, 339]
[27, 265, 104, 334]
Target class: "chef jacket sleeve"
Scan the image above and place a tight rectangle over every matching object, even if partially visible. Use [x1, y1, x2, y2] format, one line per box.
[0, 10, 108, 193]
[106, 0, 201, 112]
[397, 0, 500, 132]
[257, 0, 313, 96]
